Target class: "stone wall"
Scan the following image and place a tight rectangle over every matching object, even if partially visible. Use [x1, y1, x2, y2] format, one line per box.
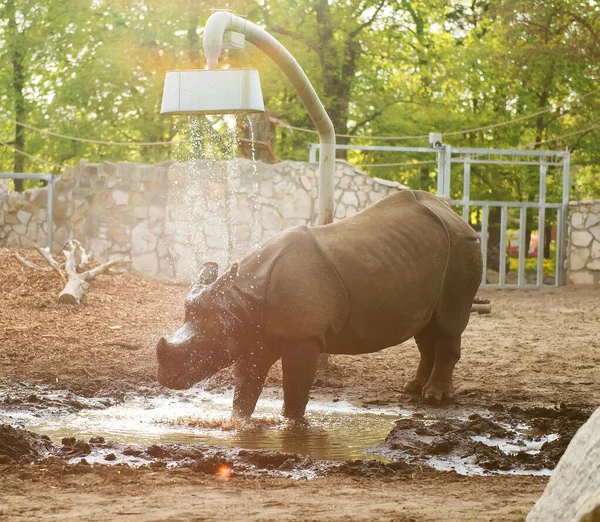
[0, 159, 406, 282]
[567, 200, 600, 284]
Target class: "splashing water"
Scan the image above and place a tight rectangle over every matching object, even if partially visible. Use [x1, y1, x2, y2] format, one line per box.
[246, 115, 262, 251]
[166, 114, 262, 279]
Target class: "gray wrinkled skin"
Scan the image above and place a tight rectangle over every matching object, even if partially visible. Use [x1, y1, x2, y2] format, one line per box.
[157, 190, 483, 420]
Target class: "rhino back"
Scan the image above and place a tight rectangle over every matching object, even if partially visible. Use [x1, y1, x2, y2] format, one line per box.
[312, 190, 464, 352]
[235, 190, 480, 354]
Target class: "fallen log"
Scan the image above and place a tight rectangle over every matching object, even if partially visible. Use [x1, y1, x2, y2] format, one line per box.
[471, 296, 492, 314]
[17, 240, 130, 305]
[470, 303, 492, 315]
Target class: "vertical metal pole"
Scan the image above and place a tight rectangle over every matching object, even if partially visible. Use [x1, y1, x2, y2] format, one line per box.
[562, 152, 571, 206]
[444, 145, 452, 197]
[317, 141, 336, 226]
[537, 160, 547, 287]
[309, 143, 317, 164]
[462, 155, 471, 222]
[47, 174, 54, 252]
[481, 205, 489, 287]
[518, 205, 526, 288]
[499, 205, 508, 287]
[436, 149, 444, 195]
[558, 153, 570, 286]
[556, 207, 564, 287]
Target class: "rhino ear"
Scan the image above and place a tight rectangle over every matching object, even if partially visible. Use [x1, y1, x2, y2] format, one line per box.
[212, 263, 239, 292]
[222, 263, 238, 282]
[196, 262, 219, 285]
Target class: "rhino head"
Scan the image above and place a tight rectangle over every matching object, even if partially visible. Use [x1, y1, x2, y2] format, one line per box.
[156, 262, 241, 390]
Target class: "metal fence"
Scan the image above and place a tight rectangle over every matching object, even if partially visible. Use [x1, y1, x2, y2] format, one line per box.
[308, 141, 570, 289]
[0, 172, 55, 250]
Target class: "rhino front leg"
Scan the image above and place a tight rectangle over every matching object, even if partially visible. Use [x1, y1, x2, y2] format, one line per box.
[422, 334, 461, 404]
[281, 338, 321, 420]
[232, 347, 280, 421]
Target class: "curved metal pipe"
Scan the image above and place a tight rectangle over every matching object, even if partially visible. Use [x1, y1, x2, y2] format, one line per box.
[203, 12, 336, 225]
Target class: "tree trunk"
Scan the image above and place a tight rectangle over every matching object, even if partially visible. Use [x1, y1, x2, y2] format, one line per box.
[544, 224, 553, 259]
[186, 0, 200, 65]
[58, 276, 89, 305]
[315, 0, 360, 160]
[487, 207, 502, 272]
[7, 0, 27, 192]
[241, 111, 277, 163]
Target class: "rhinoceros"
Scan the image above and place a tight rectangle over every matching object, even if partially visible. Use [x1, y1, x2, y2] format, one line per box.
[156, 190, 483, 420]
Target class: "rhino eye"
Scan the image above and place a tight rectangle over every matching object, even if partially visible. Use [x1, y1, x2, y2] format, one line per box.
[184, 300, 193, 322]
[184, 300, 202, 323]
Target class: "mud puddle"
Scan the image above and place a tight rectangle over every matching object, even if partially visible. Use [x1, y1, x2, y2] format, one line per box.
[17, 389, 402, 461]
[0, 385, 592, 479]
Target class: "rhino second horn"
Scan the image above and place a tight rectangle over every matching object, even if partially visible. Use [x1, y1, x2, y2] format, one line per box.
[156, 337, 170, 365]
[197, 262, 219, 285]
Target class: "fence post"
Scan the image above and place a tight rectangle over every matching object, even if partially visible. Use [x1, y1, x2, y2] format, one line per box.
[536, 159, 548, 287]
[436, 149, 445, 196]
[443, 145, 452, 197]
[558, 152, 570, 286]
[47, 175, 54, 251]
[462, 155, 471, 222]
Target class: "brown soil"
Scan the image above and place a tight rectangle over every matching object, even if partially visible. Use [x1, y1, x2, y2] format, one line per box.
[0, 462, 547, 522]
[1, 246, 600, 521]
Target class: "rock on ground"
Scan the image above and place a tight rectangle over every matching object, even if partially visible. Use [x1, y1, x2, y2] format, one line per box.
[0, 424, 54, 463]
[527, 407, 600, 522]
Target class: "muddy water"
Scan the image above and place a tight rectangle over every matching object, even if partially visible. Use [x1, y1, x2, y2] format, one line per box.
[17, 389, 402, 461]
[2, 385, 590, 477]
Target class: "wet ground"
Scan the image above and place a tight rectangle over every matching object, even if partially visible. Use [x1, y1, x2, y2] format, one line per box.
[2, 251, 600, 520]
[1, 383, 592, 480]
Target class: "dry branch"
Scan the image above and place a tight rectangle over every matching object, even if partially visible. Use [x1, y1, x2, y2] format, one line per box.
[86, 257, 132, 280]
[101, 341, 141, 350]
[13, 252, 53, 272]
[31, 242, 66, 284]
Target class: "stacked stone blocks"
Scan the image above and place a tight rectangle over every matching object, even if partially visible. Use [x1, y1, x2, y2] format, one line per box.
[0, 159, 404, 283]
[567, 201, 600, 284]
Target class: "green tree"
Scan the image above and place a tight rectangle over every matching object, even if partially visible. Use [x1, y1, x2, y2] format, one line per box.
[0, 0, 598, 203]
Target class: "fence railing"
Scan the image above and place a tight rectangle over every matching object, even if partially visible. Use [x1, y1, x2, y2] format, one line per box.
[308, 142, 570, 289]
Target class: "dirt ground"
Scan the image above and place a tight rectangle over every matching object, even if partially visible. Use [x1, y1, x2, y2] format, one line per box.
[1, 247, 599, 521]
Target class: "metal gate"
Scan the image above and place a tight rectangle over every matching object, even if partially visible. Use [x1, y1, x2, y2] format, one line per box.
[309, 140, 570, 289]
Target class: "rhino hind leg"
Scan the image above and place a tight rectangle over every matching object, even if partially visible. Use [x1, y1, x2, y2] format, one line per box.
[404, 325, 437, 395]
[421, 333, 461, 404]
[281, 338, 321, 419]
[412, 233, 480, 403]
[405, 322, 462, 404]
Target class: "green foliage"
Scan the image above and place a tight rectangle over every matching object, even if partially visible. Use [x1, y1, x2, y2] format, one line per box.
[0, 0, 598, 200]
[509, 253, 556, 276]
